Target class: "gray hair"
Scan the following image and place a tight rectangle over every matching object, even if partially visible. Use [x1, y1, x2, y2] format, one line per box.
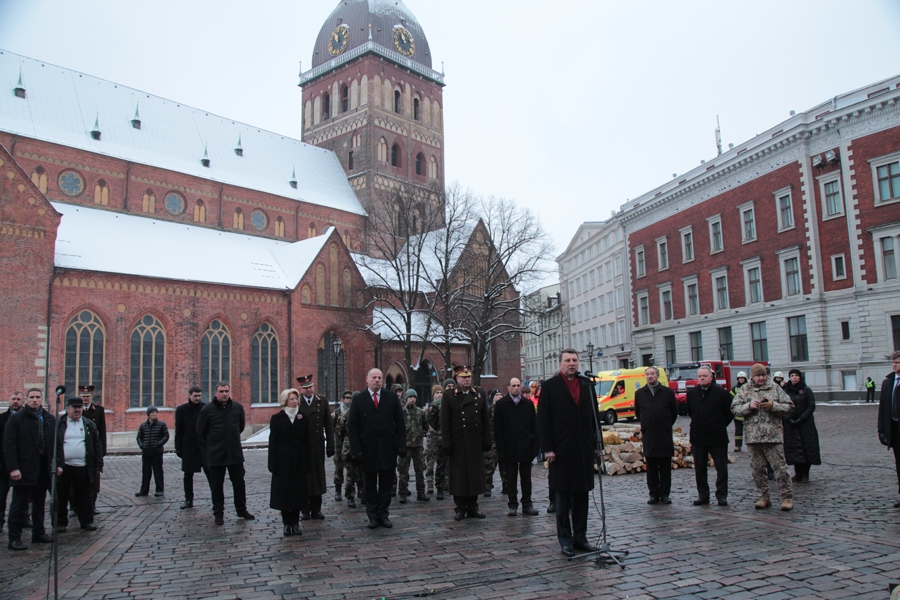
[696, 365, 714, 376]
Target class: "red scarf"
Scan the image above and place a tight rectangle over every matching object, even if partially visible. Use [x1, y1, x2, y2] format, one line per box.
[565, 376, 581, 406]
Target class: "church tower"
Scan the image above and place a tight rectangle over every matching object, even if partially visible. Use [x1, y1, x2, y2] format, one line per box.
[300, 0, 446, 248]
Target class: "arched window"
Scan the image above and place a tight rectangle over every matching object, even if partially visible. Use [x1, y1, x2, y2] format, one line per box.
[201, 320, 231, 403]
[308, 222, 317, 238]
[343, 268, 352, 307]
[340, 84, 349, 113]
[391, 143, 401, 167]
[233, 207, 244, 229]
[31, 167, 48, 193]
[342, 230, 351, 248]
[193, 199, 206, 223]
[142, 189, 156, 213]
[251, 323, 279, 404]
[301, 284, 311, 304]
[93, 180, 109, 205]
[322, 92, 331, 120]
[415, 152, 425, 176]
[377, 137, 388, 163]
[64, 310, 104, 400]
[413, 97, 420, 121]
[317, 331, 345, 406]
[352, 132, 360, 148]
[428, 155, 437, 179]
[348, 151, 354, 170]
[275, 216, 285, 237]
[329, 244, 339, 306]
[130, 315, 165, 408]
[394, 89, 401, 114]
[316, 264, 325, 305]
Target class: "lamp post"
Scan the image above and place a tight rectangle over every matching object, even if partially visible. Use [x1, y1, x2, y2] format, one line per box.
[332, 337, 343, 407]
[585, 342, 594, 375]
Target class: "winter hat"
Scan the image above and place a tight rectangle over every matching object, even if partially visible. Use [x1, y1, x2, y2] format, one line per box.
[404, 389, 418, 399]
[146, 406, 159, 416]
[750, 364, 767, 378]
[773, 371, 784, 379]
[788, 368, 802, 379]
[443, 379, 456, 389]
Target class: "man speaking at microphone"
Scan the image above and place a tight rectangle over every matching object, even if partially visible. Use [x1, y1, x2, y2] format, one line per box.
[537, 349, 601, 558]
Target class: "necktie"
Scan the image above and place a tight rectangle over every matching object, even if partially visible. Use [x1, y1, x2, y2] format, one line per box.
[893, 377, 899, 421]
[373, 391, 379, 409]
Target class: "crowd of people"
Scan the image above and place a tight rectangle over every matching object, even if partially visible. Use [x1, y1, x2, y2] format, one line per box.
[2, 351, 900, 556]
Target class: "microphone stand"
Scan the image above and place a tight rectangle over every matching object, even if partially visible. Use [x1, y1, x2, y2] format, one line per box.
[569, 372, 627, 569]
[49, 389, 63, 600]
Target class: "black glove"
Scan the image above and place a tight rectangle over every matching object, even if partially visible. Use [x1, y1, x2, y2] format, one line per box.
[482, 444, 492, 452]
[326, 449, 335, 458]
[443, 447, 452, 456]
[398, 450, 407, 458]
[879, 432, 889, 446]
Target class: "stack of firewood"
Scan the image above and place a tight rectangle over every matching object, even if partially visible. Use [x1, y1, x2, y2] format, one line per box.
[599, 424, 733, 476]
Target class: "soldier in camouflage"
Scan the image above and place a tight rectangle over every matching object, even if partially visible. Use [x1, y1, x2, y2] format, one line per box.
[332, 391, 353, 501]
[483, 389, 508, 497]
[398, 389, 430, 503]
[425, 384, 447, 499]
[731, 363, 795, 511]
[333, 394, 362, 508]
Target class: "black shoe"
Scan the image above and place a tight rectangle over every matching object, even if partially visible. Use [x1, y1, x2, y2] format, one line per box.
[291, 524, 302, 536]
[454, 511, 465, 521]
[92, 508, 100, 516]
[8, 540, 27, 551]
[367, 518, 379, 529]
[484, 490, 492, 498]
[561, 545, 575, 558]
[522, 505, 539, 516]
[81, 522, 97, 531]
[21, 518, 33, 529]
[335, 492, 342, 502]
[214, 514, 224, 525]
[68, 509, 77, 519]
[399, 495, 407, 504]
[180, 501, 193, 510]
[56, 525, 67, 533]
[237, 510, 256, 520]
[154, 491, 164, 497]
[135, 491, 149, 497]
[436, 488, 444, 500]
[693, 498, 710, 506]
[381, 517, 393, 528]
[574, 542, 599, 552]
[893, 500, 900, 508]
[467, 509, 486, 519]
[416, 493, 430, 502]
[283, 525, 293, 537]
[717, 499, 728, 506]
[32, 532, 53, 543]
[312, 511, 325, 520]
[300, 513, 311, 521]
[660, 496, 672, 505]
[347, 497, 356, 508]
[647, 497, 660, 505]
[508, 507, 517, 516]
[547, 503, 556, 513]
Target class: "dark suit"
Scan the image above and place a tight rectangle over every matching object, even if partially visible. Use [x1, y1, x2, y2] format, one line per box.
[494, 394, 539, 508]
[634, 384, 678, 499]
[686, 383, 733, 502]
[877, 371, 900, 493]
[3, 407, 56, 542]
[175, 400, 206, 502]
[347, 387, 405, 522]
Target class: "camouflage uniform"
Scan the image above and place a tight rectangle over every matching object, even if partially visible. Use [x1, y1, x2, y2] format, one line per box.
[425, 398, 447, 493]
[398, 403, 428, 498]
[332, 405, 350, 496]
[483, 402, 508, 494]
[731, 378, 794, 501]
[334, 409, 362, 501]
[731, 384, 744, 450]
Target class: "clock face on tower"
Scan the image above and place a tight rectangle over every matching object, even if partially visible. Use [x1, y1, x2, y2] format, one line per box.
[392, 26, 415, 56]
[329, 25, 349, 56]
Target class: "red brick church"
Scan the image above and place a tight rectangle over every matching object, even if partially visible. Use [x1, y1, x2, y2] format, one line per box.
[0, 0, 520, 442]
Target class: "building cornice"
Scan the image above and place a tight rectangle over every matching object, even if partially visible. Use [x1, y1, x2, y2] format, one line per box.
[299, 42, 445, 87]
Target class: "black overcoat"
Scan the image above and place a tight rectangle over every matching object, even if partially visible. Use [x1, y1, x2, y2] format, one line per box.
[82, 402, 107, 456]
[442, 387, 491, 496]
[268, 410, 312, 512]
[878, 372, 899, 448]
[175, 401, 206, 472]
[298, 394, 335, 496]
[197, 398, 245, 467]
[347, 388, 406, 473]
[686, 383, 733, 447]
[494, 395, 539, 463]
[0, 408, 17, 476]
[634, 385, 678, 458]
[2, 408, 55, 486]
[537, 374, 600, 493]
[782, 380, 821, 465]
[56, 417, 104, 482]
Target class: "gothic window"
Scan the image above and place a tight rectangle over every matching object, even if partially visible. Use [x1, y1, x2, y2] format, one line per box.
[428, 155, 437, 179]
[394, 89, 401, 114]
[377, 138, 388, 163]
[200, 320, 231, 403]
[250, 209, 267, 231]
[233, 208, 244, 229]
[64, 310, 104, 400]
[343, 268, 352, 307]
[301, 284, 311, 304]
[391, 143, 401, 167]
[415, 152, 424, 175]
[58, 170, 85, 196]
[164, 191, 185, 215]
[251, 323, 279, 404]
[31, 167, 48, 193]
[93, 180, 109, 205]
[329, 244, 339, 306]
[352, 132, 360, 147]
[308, 222, 317, 238]
[130, 315, 165, 408]
[322, 92, 331, 120]
[317, 331, 345, 406]
[193, 199, 206, 223]
[413, 97, 420, 121]
[142, 189, 156, 213]
[275, 216, 285, 237]
[316, 264, 325, 305]
[340, 85, 349, 112]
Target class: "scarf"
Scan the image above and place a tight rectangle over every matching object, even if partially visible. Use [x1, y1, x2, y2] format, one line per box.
[284, 406, 299, 420]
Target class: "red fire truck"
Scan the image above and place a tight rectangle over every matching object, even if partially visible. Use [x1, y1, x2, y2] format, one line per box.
[667, 360, 764, 415]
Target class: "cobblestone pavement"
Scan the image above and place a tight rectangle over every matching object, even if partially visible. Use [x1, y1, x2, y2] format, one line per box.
[2, 405, 899, 599]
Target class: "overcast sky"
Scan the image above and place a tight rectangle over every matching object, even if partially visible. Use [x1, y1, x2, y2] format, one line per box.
[2, 0, 899, 272]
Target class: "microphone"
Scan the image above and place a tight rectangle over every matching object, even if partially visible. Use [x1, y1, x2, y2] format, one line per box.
[576, 371, 593, 381]
[55, 385, 66, 396]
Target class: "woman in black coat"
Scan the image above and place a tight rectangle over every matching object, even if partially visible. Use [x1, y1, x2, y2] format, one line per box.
[268, 389, 311, 537]
[782, 369, 821, 482]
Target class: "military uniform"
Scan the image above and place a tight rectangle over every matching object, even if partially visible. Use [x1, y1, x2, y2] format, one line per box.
[425, 397, 447, 497]
[731, 383, 745, 451]
[333, 409, 361, 505]
[296, 376, 335, 519]
[398, 402, 428, 500]
[332, 403, 351, 500]
[442, 382, 491, 517]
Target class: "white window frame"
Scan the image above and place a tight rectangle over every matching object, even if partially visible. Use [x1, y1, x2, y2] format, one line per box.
[741, 257, 763, 305]
[870, 225, 900, 282]
[656, 236, 669, 271]
[773, 186, 794, 232]
[680, 225, 694, 263]
[818, 172, 844, 220]
[738, 201, 756, 244]
[710, 267, 729, 311]
[831, 254, 847, 281]
[637, 291, 650, 326]
[635, 245, 646, 278]
[776, 246, 803, 299]
[658, 283, 673, 322]
[682, 275, 699, 317]
[869, 151, 900, 206]
[707, 214, 723, 255]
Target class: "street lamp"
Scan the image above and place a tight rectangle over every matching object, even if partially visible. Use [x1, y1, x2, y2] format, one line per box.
[585, 342, 594, 375]
[332, 337, 343, 407]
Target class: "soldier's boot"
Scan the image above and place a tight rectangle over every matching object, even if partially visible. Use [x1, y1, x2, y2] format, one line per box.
[416, 493, 430, 502]
[335, 485, 342, 502]
[347, 496, 356, 509]
[436, 487, 444, 500]
[399, 492, 408, 504]
[755, 496, 771, 509]
[780, 498, 793, 511]
[427, 485, 434, 494]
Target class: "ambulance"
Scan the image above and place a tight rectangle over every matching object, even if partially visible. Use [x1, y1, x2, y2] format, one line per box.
[592, 367, 669, 425]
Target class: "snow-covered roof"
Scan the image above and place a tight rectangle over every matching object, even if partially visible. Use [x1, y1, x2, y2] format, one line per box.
[52, 201, 330, 290]
[1, 50, 366, 217]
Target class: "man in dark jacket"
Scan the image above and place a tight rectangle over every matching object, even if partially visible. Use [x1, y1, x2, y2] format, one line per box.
[79, 385, 106, 515]
[494, 377, 539, 517]
[877, 351, 900, 508]
[537, 350, 601, 558]
[348, 368, 406, 529]
[0, 391, 25, 534]
[686, 365, 733, 506]
[175, 386, 206, 509]
[4, 388, 55, 550]
[197, 382, 254, 525]
[296, 375, 335, 521]
[442, 366, 491, 521]
[56, 397, 103, 531]
[634, 366, 678, 505]
[135, 407, 169, 497]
